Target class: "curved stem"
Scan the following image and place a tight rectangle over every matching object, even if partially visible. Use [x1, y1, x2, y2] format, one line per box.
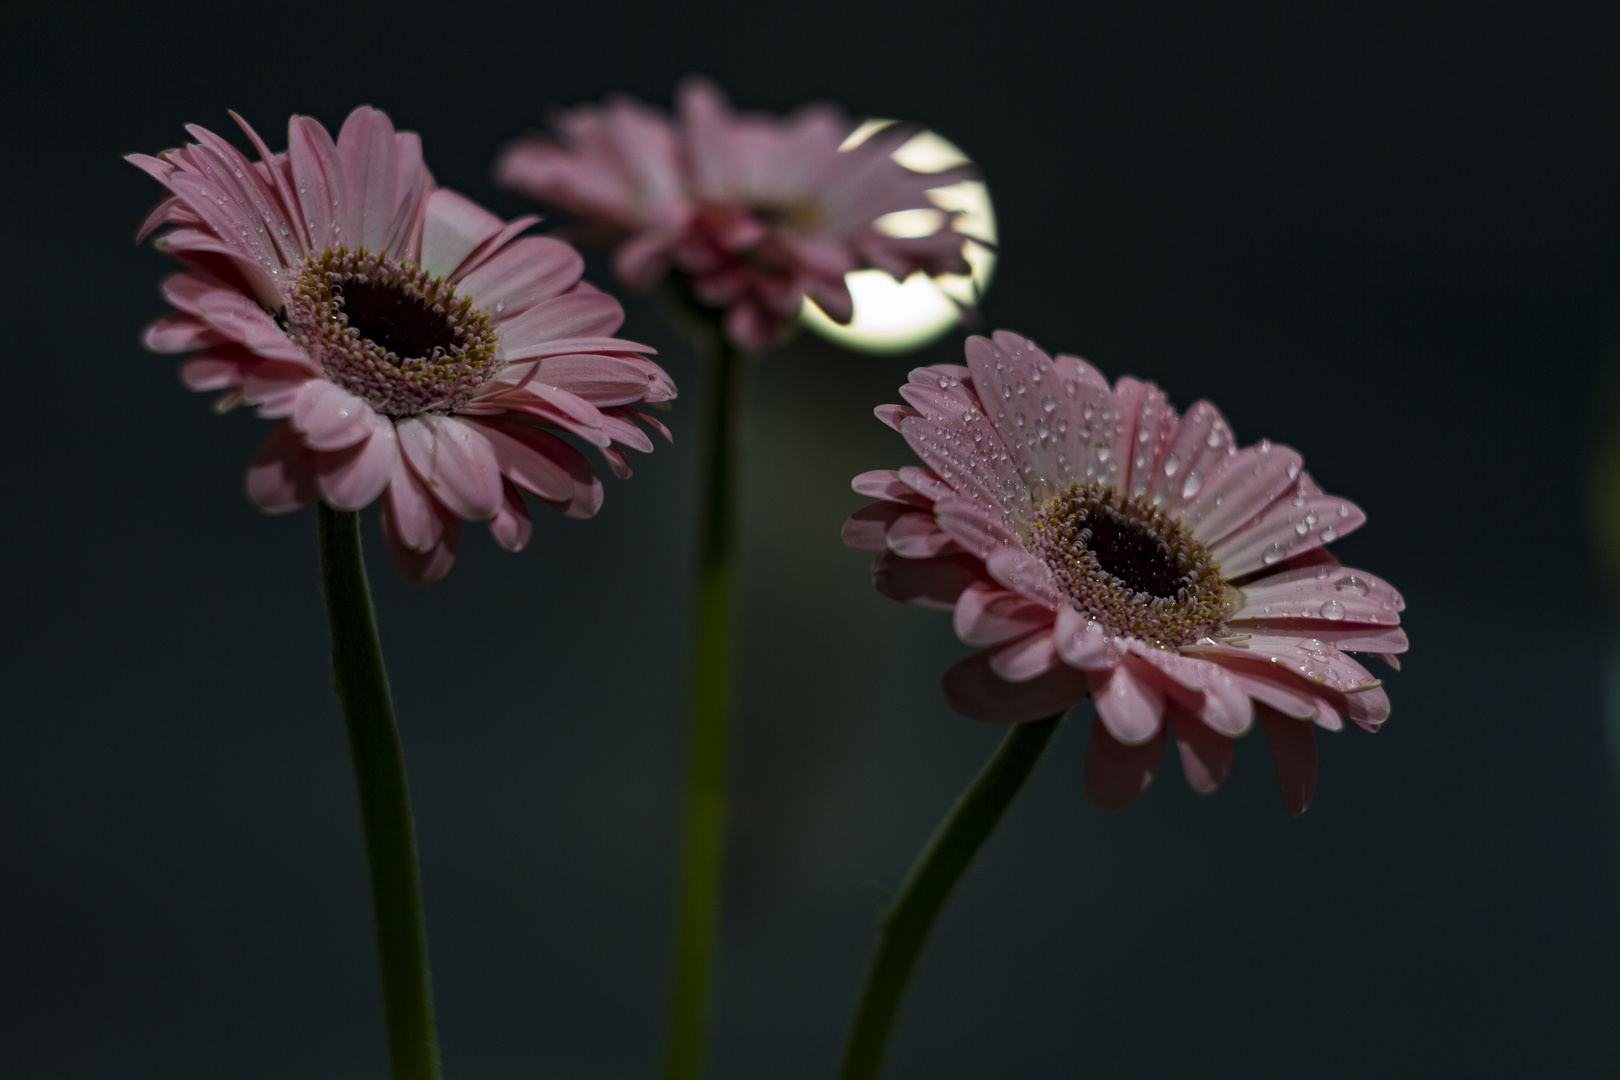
[665, 332, 743, 1080]
[837, 716, 1063, 1080]
[317, 504, 442, 1080]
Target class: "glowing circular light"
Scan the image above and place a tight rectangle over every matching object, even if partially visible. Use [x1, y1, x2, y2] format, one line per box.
[801, 122, 997, 354]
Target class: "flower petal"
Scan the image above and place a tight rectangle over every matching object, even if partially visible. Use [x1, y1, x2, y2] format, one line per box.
[1167, 708, 1235, 794]
[313, 414, 399, 510]
[1085, 656, 1166, 745]
[941, 650, 1089, 724]
[1260, 709, 1318, 816]
[488, 480, 534, 553]
[954, 580, 1054, 647]
[1083, 719, 1167, 811]
[987, 628, 1060, 683]
[245, 422, 318, 513]
[291, 380, 373, 450]
[872, 551, 987, 611]
[397, 415, 503, 521]
[419, 188, 504, 280]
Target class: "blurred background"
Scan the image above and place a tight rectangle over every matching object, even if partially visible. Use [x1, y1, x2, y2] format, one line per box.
[3, 1, 1617, 1076]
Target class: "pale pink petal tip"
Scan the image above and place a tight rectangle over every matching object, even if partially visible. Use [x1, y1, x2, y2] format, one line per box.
[847, 331, 1404, 813]
[134, 107, 678, 585]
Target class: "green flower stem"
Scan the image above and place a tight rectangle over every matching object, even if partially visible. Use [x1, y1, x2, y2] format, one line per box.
[316, 504, 442, 1080]
[837, 715, 1064, 1080]
[665, 329, 744, 1080]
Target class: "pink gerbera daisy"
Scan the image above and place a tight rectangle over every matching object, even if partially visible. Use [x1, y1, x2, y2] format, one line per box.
[844, 331, 1405, 815]
[493, 79, 975, 350]
[131, 107, 677, 585]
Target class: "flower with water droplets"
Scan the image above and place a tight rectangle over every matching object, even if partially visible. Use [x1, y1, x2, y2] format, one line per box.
[493, 78, 974, 350]
[131, 107, 676, 584]
[844, 331, 1405, 814]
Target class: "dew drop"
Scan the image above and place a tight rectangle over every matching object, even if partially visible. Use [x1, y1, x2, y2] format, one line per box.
[1163, 453, 1181, 477]
[1319, 599, 1346, 621]
[494, 298, 507, 313]
[1261, 543, 1285, 564]
[1320, 526, 1338, 542]
[1180, 468, 1203, 498]
[1294, 520, 1310, 536]
[1015, 380, 1027, 396]
[1015, 411, 1027, 428]
[1336, 575, 1369, 596]
[1297, 638, 1328, 654]
[1041, 394, 1057, 414]
[1337, 504, 1351, 518]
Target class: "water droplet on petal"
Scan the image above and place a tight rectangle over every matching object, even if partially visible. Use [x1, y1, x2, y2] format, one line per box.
[1261, 543, 1285, 564]
[1180, 469, 1203, 498]
[1041, 394, 1057, 414]
[1337, 575, 1369, 596]
[1163, 453, 1181, 477]
[1320, 526, 1338, 542]
[1319, 599, 1346, 620]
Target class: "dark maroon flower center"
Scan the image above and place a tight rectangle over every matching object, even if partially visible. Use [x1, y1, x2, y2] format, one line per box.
[338, 279, 465, 365]
[1029, 482, 1232, 646]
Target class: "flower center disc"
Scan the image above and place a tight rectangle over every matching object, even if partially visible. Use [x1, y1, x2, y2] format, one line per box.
[283, 248, 501, 417]
[1030, 482, 1231, 646]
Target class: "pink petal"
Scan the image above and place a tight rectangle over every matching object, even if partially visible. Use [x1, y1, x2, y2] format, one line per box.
[531, 354, 666, 407]
[194, 290, 312, 366]
[851, 469, 932, 507]
[397, 415, 502, 521]
[419, 188, 505, 280]
[933, 494, 1020, 560]
[1211, 493, 1366, 577]
[467, 417, 580, 503]
[145, 314, 223, 354]
[1226, 619, 1409, 656]
[313, 415, 399, 510]
[843, 501, 912, 552]
[287, 115, 347, 253]
[245, 422, 318, 513]
[1260, 709, 1318, 816]
[1233, 566, 1404, 626]
[488, 480, 534, 552]
[1083, 720, 1167, 811]
[456, 236, 585, 320]
[984, 545, 1064, 608]
[872, 551, 987, 611]
[336, 106, 400, 254]
[941, 650, 1089, 724]
[380, 510, 460, 587]
[886, 511, 958, 558]
[1086, 656, 1166, 745]
[1129, 645, 1254, 736]
[987, 629, 1060, 682]
[498, 292, 628, 360]
[874, 404, 919, 432]
[1149, 400, 1238, 513]
[954, 580, 1055, 647]
[1167, 708, 1234, 795]
[381, 454, 446, 553]
[291, 380, 374, 450]
[1183, 442, 1304, 544]
[179, 346, 257, 391]
[1108, 377, 1176, 499]
[242, 361, 317, 418]
[1053, 605, 1122, 672]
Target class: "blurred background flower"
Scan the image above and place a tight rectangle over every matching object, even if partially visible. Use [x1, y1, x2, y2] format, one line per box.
[495, 79, 989, 350]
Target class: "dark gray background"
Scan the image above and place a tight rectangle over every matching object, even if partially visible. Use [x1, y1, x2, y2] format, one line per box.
[3, 1, 1617, 1076]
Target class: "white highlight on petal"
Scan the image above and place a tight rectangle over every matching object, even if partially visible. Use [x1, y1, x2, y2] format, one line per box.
[801, 124, 997, 354]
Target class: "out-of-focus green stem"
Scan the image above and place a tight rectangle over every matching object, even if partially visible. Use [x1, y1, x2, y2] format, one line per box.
[316, 504, 442, 1080]
[837, 716, 1064, 1080]
[664, 329, 743, 1080]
